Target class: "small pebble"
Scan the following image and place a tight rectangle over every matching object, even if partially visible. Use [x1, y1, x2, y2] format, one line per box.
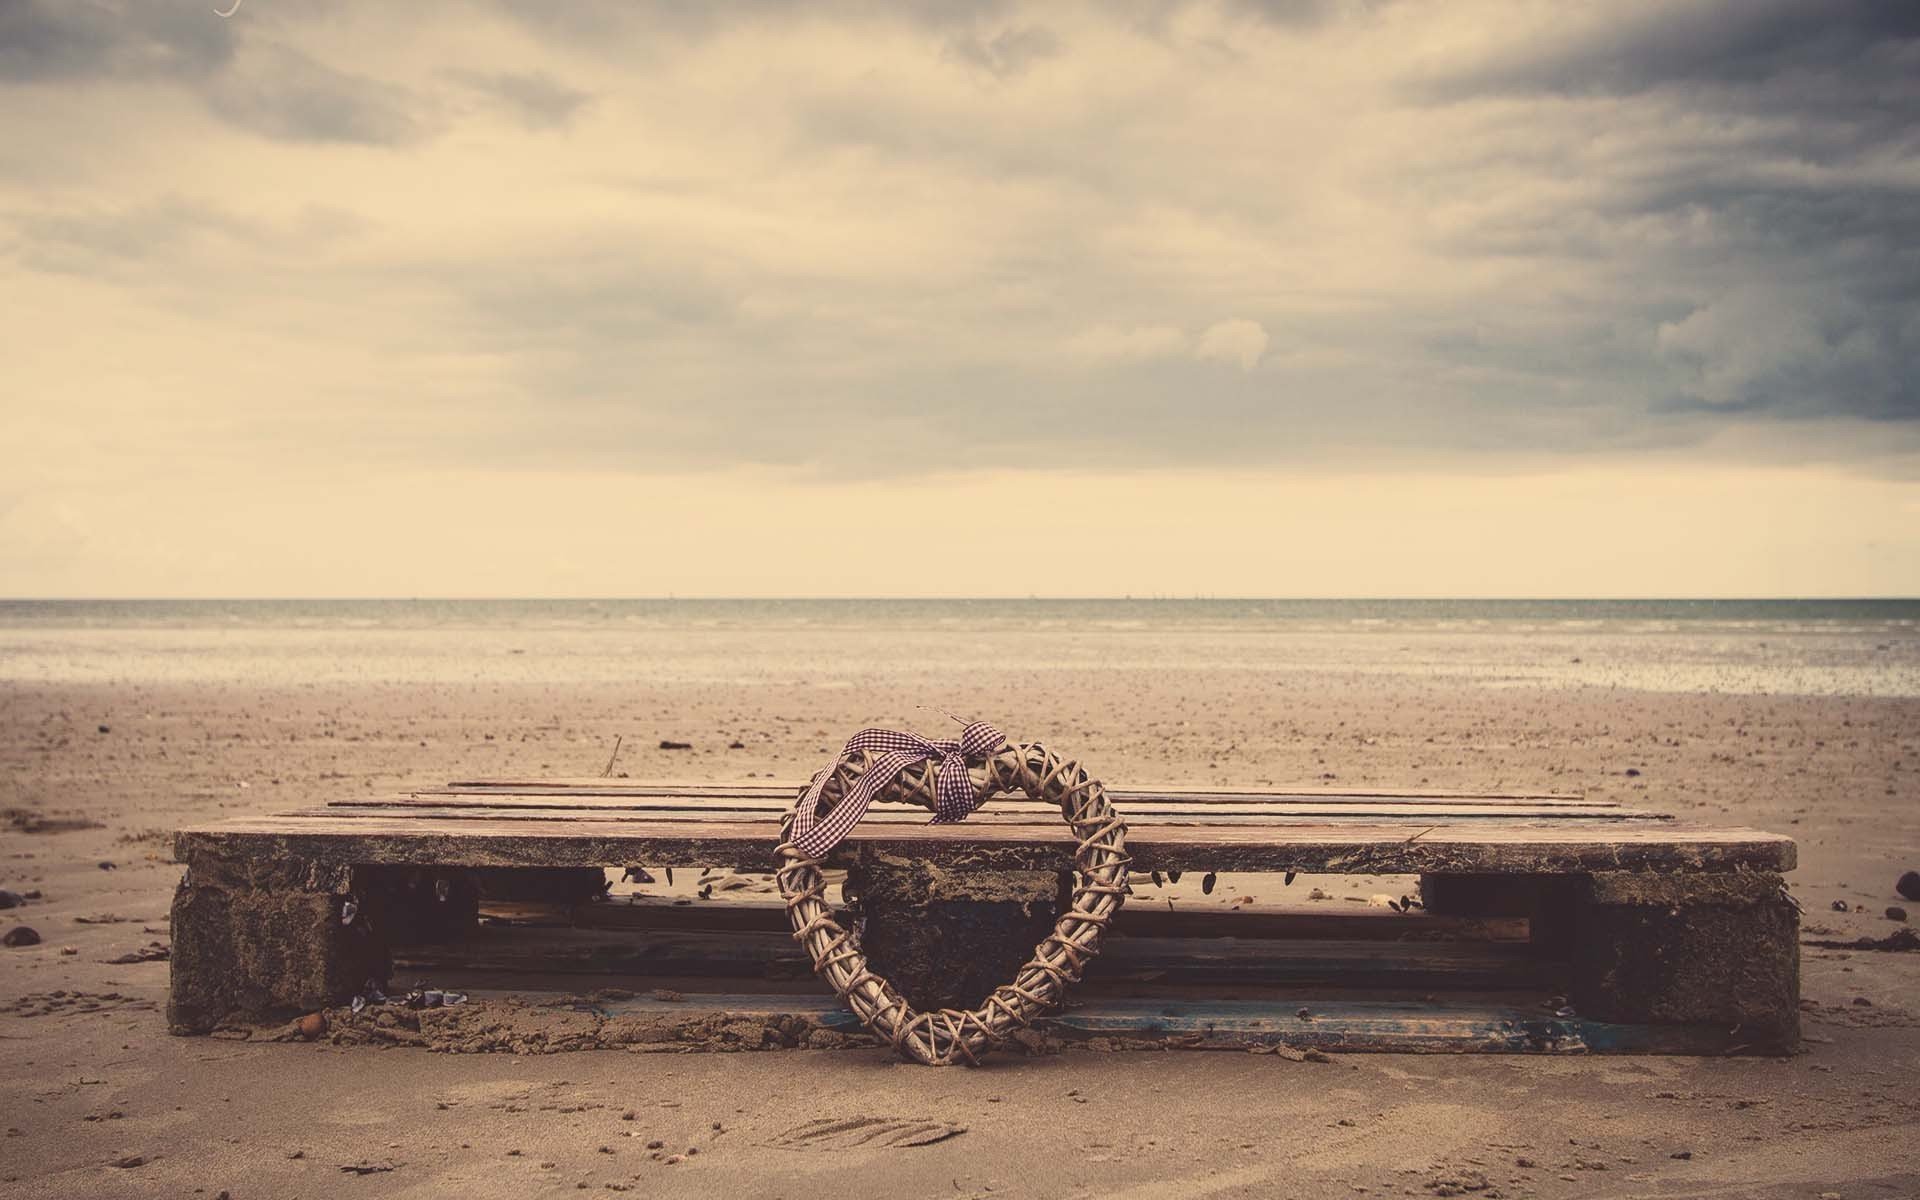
[1671, 1151, 1692, 1160]
[1898, 871, 1920, 902]
[1887, 906, 1908, 923]
[2, 927, 40, 948]
[0, 890, 24, 910]
[298, 1013, 328, 1040]
[1830, 900, 1850, 913]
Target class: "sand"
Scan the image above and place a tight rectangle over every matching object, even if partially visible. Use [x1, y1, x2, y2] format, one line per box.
[3, 627, 1919, 1198]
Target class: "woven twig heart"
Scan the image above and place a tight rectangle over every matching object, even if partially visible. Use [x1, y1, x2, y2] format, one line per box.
[774, 739, 1130, 1066]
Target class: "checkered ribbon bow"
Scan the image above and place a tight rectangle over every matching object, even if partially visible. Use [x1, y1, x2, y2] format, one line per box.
[787, 721, 1007, 858]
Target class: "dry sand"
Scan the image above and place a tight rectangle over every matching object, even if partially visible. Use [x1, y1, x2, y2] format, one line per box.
[3, 629, 1919, 1198]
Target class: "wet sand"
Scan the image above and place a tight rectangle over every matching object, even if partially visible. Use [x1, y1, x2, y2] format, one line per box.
[3, 628, 1919, 1198]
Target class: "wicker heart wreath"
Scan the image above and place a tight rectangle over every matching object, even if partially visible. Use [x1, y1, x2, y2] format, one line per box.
[774, 721, 1130, 1066]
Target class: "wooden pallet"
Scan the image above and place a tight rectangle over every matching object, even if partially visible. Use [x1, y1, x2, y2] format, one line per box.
[167, 780, 1800, 1053]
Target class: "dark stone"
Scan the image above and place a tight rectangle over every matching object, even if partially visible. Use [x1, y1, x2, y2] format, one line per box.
[1572, 871, 1798, 1049]
[847, 854, 1062, 1011]
[1889, 907, 1909, 923]
[3, 926, 42, 947]
[1898, 871, 1920, 902]
[659, 740, 692, 750]
[0, 889, 23, 909]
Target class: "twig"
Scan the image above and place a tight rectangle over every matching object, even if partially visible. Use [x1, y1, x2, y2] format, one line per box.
[602, 735, 624, 777]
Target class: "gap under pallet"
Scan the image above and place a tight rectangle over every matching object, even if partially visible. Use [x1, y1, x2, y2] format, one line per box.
[394, 924, 1555, 990]
[478, 896, 1532, 943]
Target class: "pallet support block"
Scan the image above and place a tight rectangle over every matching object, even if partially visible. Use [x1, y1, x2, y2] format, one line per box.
[845, 852, 1063, 1010]
[1571, 870, 1799, 1050]
[167, 852, 388, 1034]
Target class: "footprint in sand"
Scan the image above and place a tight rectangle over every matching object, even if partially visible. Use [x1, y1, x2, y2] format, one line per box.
[764, 1116, 967, 1151]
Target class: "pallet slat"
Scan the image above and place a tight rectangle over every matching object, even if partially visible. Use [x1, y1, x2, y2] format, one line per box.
[436, 780, 1600, 806]
[558, 992, 1746, 1054]
[311, 806, 1666, 821]
[176, 813, 1794, 873]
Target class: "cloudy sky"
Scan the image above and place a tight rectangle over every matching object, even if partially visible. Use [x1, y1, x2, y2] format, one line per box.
[2, 0, 1916, 596]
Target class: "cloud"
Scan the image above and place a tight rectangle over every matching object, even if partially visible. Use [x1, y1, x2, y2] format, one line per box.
[448, 70, 593, 130]
[203, 44, 430, 144]
[2, 0, 1918, 498]
[1066, 324, 1192, 364]
[1194, 319, 1268, 371]
[943, 25, 1061, 78]
[0, 0, 233, 83]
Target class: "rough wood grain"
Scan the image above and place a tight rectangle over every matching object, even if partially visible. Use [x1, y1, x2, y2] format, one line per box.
[341, 796, 1665, 820]
[176, 813, 1795, 873]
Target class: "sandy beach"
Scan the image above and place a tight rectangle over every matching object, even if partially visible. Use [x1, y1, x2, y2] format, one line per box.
[3, 607, 1918, 1198]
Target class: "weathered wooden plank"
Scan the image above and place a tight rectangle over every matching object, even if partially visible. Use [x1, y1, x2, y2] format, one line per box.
[563, 992, 1749, 1054]
[176, 814, 1795, 873]
[313, 801, 1672, 823]
[438, 780, 1597, 805]
[337, 798, 1658, 817]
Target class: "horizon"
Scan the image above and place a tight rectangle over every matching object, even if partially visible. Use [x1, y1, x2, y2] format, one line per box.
[5, 595, 1916, 604]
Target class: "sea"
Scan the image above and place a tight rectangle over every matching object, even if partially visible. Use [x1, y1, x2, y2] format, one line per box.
[1, 598, 1915, 696]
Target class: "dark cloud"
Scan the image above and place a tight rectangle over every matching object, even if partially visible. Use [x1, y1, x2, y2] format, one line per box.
[489, 0, 1018, 45]
[944, 26, 1060, 78]
[0, 2, 429, 145]
[1228, 0, 1397, 30]
[0, 0, 233, 83]
[1406, 1, 1920, 426]
[204, 46, 429, 144]
[448, 70, 592, 129]
[1429, 1, 1920, 98]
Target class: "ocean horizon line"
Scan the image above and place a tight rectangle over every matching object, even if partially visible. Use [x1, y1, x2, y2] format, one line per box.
[4, 595, 1917, 604]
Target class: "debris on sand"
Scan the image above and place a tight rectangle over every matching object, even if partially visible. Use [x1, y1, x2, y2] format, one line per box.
[340, 1160, 400, 1174]
[659, 740, 693, 751]
[102, 942, 170, 964]
[3, 808, 105, 834]
[1804, 927, 1920, 952]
